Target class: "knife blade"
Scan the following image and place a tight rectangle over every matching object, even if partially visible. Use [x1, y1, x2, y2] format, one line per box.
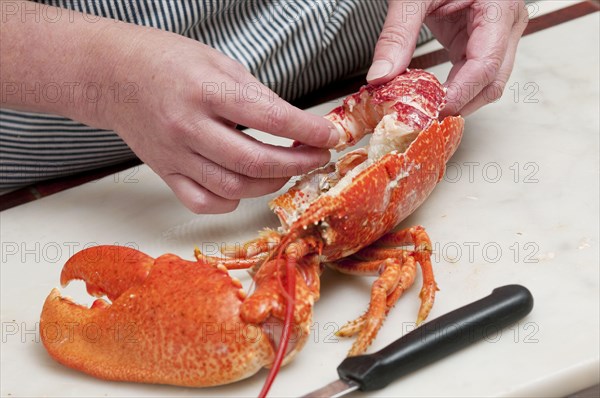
[301, 284, 534, 398]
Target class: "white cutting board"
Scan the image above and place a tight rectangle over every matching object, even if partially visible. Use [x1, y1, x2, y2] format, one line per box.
[1, 6, 598, 398]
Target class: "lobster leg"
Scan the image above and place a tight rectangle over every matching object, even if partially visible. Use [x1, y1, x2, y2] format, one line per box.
[375, 225, 432, 250]
[332, 251, 418, 335]
[194, 230, 281, 272]
[329, 254, 417, 356]
[329, 226, 436, 355]
[220, 230, 281, 259]
[374, 226, 436, 324]
[194, 248, 265, 270]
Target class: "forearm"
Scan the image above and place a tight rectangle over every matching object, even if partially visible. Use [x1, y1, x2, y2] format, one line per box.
[0, 0, 140, 128]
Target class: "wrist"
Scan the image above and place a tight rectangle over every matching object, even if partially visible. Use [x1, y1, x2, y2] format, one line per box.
[0, 1, 142, 130]
[67, 20, 146, 131]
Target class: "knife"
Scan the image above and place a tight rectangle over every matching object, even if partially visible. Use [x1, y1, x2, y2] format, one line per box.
[301, 284, 534, 398]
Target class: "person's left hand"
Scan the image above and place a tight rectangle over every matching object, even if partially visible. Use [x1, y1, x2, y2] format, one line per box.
[366, 0, 529, 117]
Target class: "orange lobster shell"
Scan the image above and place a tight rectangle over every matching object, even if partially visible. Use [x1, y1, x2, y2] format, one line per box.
[40, 69, 464, 396]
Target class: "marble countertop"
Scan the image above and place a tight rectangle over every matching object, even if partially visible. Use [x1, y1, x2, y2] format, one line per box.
[1, 2, 598, 397]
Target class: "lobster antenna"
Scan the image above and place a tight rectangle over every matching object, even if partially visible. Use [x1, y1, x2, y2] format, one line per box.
[272, 234, 299, 304]
[258, 241, 296, 398]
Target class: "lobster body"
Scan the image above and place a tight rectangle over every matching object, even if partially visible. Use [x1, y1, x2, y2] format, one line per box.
[280, 116, 463, 261]
[271, 69, 462, 260]
[40, 70, 464, 392]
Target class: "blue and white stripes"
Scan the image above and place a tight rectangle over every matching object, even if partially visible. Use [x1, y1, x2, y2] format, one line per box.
[0, 108, 134, 185]
[1, 0, 433, 190]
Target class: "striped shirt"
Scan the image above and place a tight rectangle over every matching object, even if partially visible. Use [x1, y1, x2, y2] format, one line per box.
[0, 0, 433, 190]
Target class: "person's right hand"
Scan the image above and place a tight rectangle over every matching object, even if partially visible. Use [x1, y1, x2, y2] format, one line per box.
[366, 0, 528, 117]
[91, 23, 339, 214]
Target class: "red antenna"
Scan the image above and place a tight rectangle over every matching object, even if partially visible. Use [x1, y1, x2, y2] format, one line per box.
[257, 250, 296, 398]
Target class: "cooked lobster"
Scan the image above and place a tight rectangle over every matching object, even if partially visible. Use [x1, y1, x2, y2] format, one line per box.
[40, 69, 464, 397]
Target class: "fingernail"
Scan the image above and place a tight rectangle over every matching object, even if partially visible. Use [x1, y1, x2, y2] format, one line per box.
[319, 150, 332, 166]
[367, 60, 393, 81]
[327, 124, 342, 148]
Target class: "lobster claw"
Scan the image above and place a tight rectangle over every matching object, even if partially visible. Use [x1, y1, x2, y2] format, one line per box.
[59, 245, 155, 301]
[40, 245, 274, 386]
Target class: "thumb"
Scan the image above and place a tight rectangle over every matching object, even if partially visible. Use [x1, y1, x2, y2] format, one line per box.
[367, 0, 428, 84]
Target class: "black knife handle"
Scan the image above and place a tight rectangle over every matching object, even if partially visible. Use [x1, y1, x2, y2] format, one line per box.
[337, 284, 534, 391]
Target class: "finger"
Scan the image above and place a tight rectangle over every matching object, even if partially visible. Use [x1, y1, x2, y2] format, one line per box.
[163, 173, 239, 214]
[367, 0, 427, 84]
[441, 4, 514, 116]
[207, 79, 340, 148]
[182, 152, 290, 200]
[187, 120, 331, 179]
[439, 58, 467, 119]
[458, 29, 521, 116]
